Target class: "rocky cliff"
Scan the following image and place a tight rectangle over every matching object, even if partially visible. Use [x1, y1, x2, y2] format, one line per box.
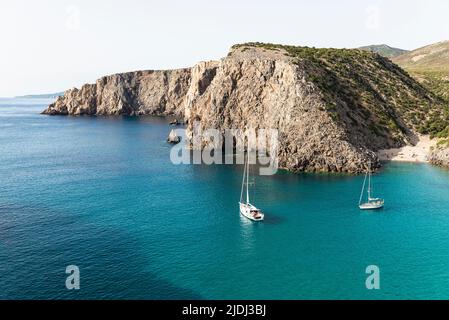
[43, 69, 191, 116]
[43, 43, 449, 173]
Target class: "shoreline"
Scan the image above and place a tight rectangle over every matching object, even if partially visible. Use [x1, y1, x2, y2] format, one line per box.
[377, 135, 436, 163]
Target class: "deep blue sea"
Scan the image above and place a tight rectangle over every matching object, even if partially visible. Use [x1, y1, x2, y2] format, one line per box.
[2, 98, 449, 299]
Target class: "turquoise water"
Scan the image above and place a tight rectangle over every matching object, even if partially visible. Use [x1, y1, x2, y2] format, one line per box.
[2, 99, 449, 300]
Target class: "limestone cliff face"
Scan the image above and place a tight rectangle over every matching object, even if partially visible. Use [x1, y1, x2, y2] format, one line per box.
[43, 43, 447, 173]
[43, 69, 191, 116]
[184, 47, 375, 172]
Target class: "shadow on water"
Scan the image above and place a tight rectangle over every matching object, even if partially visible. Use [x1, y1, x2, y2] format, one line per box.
[260, 213, 285, 225]
[0, 203, 202, 300]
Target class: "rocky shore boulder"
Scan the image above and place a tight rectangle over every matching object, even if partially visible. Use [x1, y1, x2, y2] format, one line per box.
[429, 144, 449, 167]
[167, 129, 181, 144]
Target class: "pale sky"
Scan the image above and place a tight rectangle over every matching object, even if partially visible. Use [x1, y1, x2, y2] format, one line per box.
[1, 0, 449, 97]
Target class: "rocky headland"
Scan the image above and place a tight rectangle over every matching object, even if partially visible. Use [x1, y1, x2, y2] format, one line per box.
[42, 43, 449, 173]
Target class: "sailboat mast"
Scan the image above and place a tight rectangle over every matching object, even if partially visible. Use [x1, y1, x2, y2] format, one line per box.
[240, 151, 247, 203]
[359, 171, 368, 205]
[246, 151, 250, 204]
[367, 162, 372, 200]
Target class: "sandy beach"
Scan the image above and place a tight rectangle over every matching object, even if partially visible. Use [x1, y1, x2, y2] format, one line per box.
[377, 135, 436, 163]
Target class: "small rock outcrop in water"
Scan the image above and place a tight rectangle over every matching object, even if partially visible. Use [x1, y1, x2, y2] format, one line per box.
[42, 43, 448, 173]
[167, 129, 181, 144]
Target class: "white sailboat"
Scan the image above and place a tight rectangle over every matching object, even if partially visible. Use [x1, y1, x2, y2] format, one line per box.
[359, 162, 384, 210]
[239, 152, 264, 221]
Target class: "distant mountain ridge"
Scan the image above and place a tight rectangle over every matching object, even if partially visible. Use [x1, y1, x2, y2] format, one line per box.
[359, 44, 408, 58]
[393, 40, 449, 70]
[393, 40, 449, 101]
[15, 92, 64, 99]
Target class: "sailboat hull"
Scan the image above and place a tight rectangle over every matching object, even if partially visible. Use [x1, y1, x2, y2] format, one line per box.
[359, 201, 384, 210]
[239, 202, 264, 221]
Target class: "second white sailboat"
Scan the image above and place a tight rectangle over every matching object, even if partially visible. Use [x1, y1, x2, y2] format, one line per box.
[359, 162, 384, 210]
[239, 152, 264, 221]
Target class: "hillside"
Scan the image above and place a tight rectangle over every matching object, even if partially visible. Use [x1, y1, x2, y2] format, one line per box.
[359, 44, 408, 58]
[43, 43, 449, 173]
[393, 41, 449, 101]
[226, 43, 447, 138]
